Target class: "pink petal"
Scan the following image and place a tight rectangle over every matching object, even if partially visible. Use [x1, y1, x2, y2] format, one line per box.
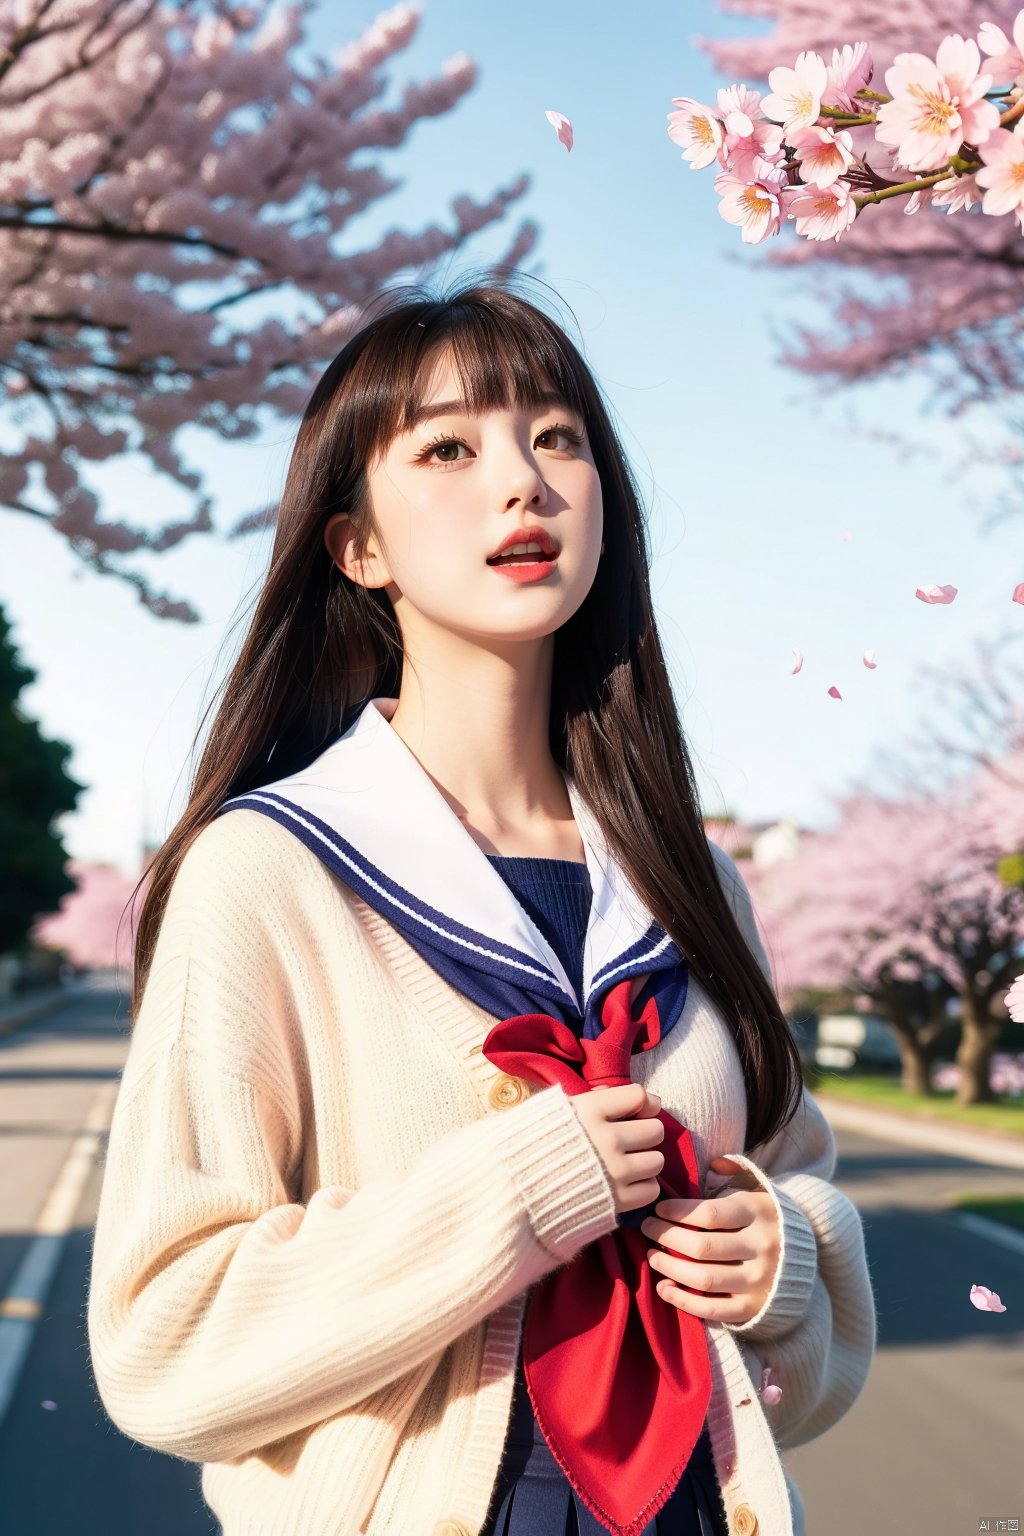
[1013, 581, 1024, 604]
[915, 583, 958, 604]
[862, 650, 877, 668]
[970, 1283, 1007, 1312]
[544, 110, 573, 152]
[839, 530, 851, 541]
[791, 647, 803, 674]
[828, 685, 842, 699]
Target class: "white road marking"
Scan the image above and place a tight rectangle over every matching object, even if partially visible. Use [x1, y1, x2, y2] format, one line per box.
[952, 1210, 1024, 1259]
[0, 1081, 119, 1426]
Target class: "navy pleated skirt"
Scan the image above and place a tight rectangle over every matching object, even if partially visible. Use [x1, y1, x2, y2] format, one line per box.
[479, 1340, 728, 1536]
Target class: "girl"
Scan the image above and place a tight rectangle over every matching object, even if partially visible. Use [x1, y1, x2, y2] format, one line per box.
[88, 278, 876, 1536]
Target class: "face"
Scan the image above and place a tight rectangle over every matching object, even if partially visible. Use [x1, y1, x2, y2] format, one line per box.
[324, 347, 604, 652]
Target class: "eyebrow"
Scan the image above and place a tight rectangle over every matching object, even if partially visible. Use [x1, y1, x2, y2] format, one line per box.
[406, 389, 573, 431]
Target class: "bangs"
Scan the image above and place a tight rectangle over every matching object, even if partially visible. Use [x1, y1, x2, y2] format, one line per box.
[353, 297, 593, 466]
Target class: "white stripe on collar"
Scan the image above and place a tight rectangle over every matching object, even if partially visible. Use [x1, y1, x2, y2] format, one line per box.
[224, 696, 672, 1013]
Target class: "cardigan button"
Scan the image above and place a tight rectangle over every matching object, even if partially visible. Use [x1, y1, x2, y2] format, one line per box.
[432, 1523, 472, 1536]
[488, 1074, 529, 1109]
[732, 1504, 759, 1535]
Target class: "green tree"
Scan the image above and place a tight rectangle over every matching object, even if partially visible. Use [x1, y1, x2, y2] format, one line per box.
[0, 604, 85, 955]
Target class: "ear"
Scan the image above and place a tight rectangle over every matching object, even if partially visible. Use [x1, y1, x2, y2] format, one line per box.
[324, 511, 392, 590]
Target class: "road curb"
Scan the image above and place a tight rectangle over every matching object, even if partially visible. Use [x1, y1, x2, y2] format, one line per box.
[815, 1091, 1024, 1171]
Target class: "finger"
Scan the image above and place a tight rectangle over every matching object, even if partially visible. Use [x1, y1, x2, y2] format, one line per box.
[619, 1116, 667, 1149]
[654, 1195, 753, 1232]
[647, 1246, 748, 1292]
[596, 1084, 653, 1119]
[652, 1276, 752, 1324]
[641, 1215, 752, 1263]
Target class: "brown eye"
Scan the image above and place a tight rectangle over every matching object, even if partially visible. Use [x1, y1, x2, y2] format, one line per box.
[415, 421, 583, 467]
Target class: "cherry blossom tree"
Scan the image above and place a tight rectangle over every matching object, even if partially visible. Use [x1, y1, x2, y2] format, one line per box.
[739, 765, 1024, 1103]
[693, 1, 1024, 510]
[31, 857, 141, 971]
[0, 0, 537, 621]
[848, 629, 1024, 803]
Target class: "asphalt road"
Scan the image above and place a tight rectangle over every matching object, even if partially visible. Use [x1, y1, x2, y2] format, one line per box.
[0, 983, 1022, 1536]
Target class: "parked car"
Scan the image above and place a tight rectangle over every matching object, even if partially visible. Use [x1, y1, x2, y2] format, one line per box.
[814, 1012, 901, 1071]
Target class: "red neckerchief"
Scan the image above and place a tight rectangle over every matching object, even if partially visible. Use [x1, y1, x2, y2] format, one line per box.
[482, 975, 712, 1536]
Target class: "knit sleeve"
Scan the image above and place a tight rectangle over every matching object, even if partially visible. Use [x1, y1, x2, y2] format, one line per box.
[86, 815, 619, 1465]
[705, 840, 878, 1446]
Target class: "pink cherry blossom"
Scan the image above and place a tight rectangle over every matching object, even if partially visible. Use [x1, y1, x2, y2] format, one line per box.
[823, 41, 874, 112]
[977, 126, 1024, 232]
[785, 123, 857, 188]
[904, 171, 982, 216]
[545, 110, 573, 152]
[875, 37, 1000, 172]
[761, 50, 829, 132]
[1006, 974, 1024, 1023]
[828, 685, 843, 699]
[915, 583, 958, 603]
[1014, 582, 1024, 605]
[788, 179, 858, 241]
[977, 13, 1024, 89]
[690, 4, 1024, 462]
[666, 98, 722, 169]
[791, 647, 804, 674]
[0, 1, 527, 623]
[969, 1284, 1007, 1313]
[715, 84, 785, 179]
[713, 157, 794, 243]
[933, 171, 983, 214]
[863, 650, 877, 668]
[903, 184, 932, 215]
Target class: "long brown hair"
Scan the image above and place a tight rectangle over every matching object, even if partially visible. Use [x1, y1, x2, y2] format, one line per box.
[126, 271, 803, 1156]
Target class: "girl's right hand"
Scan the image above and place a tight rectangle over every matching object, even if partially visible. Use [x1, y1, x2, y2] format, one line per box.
[570, 1082, 665, 1215]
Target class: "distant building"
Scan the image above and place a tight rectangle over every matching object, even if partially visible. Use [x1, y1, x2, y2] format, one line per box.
[704, 815, 808, 869]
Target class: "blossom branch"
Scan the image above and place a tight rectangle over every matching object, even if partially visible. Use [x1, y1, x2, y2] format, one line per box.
[853, 170, 962, 209]
[669, 13, 1024, 243]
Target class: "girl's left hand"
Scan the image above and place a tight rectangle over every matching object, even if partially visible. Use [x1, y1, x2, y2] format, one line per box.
[639, 1155, 782, 1324]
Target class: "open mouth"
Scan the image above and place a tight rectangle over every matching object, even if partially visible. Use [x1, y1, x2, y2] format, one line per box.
[487, 550, 559, 566]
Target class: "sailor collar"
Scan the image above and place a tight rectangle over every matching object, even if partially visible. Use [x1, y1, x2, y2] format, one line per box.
[217, 696, 689, 1038]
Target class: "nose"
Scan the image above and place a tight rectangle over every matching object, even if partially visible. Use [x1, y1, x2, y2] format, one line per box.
[501, 450, 547, 510]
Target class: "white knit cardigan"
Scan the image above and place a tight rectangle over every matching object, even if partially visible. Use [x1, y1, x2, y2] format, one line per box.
[87, 808, 876, 1536]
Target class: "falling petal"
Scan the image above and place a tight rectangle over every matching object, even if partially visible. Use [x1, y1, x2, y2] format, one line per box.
[40, 1400, 58, 1410]
[970, 1283, 1007, 1312]
[828, 685, 842, 699]
[915, 583, 958, 604]
[839, 530, 851, 542]
[863, 650, 877, 669]
[762, 1384, 783, 1404]
[544, 110, 573, 151]
[1013, 581, 1024, 605]
[791, 647, 803, 674]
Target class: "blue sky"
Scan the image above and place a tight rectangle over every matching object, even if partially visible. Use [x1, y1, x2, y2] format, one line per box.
[3, 0, 1021, 875]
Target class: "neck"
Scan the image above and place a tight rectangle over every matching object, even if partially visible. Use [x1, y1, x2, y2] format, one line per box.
[383, 648, 570, 836]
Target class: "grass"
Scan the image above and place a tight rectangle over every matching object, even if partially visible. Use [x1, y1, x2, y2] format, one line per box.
[803, 1069, 1024, 1138]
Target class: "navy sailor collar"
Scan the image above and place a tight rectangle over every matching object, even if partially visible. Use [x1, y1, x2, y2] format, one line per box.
[216, 696, 689, 1038]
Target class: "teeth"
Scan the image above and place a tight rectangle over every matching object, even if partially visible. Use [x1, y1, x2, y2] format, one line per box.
[499, 541, 544, 556]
